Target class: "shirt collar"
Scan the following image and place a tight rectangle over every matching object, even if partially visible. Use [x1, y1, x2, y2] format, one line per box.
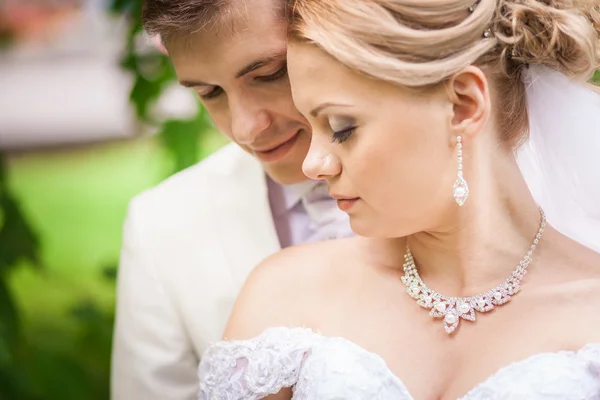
[267, 176, 321, 217]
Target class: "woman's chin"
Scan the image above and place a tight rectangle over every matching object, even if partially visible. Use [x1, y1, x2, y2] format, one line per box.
[349, 217, 383, 238]
[350, 214, 410, 239]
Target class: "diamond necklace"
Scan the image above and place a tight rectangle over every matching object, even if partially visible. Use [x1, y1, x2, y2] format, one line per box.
[401, 208, 546, 334]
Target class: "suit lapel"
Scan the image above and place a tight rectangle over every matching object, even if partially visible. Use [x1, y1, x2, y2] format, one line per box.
[211, 147, 281, 289]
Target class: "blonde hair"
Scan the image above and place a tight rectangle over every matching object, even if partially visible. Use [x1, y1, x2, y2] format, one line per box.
[288, 0, 600, 147]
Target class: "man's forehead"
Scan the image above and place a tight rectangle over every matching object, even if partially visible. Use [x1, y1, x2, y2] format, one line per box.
[169, 24, 286, 68]
[167, 0, 286, 56]
[169, 28, 287, 85]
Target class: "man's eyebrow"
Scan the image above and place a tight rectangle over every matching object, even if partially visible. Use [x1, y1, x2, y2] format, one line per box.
[235, 54, 285, 78]
[179, 53, 286, 87]
[180, 79, 208, 87]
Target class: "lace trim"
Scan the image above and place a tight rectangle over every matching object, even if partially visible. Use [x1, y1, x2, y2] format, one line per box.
[198, 325, 600, 400]
[198, 327, 319, 400]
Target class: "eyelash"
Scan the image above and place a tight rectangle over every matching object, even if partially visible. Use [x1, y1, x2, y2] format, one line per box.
[332, 127, 356, 144]
[201, 87, 223, 100]
[199, 64, 288, 100]
[257, 63, 288, 82]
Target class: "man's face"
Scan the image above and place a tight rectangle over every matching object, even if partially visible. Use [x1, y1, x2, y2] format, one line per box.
[167, 0, 311, 184]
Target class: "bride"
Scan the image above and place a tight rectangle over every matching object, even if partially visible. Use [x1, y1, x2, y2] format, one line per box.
[199, 0, 600, 399]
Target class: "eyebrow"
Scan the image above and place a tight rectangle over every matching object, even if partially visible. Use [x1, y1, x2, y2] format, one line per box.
[235, 54, 283, 78]
[310, 102, 352, 117]
[179, 54, 285, 88]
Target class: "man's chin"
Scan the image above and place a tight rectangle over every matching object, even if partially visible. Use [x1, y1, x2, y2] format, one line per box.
[258, 131, 311, 185]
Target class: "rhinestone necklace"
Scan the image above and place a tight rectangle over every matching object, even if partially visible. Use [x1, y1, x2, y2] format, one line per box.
[401, 208, 546, 334]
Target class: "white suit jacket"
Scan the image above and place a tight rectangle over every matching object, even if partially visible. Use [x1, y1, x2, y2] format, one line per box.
[111, 144, 281, 400]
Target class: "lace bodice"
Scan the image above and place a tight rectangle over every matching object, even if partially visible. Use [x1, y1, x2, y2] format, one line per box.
[198, 327, 600, 400]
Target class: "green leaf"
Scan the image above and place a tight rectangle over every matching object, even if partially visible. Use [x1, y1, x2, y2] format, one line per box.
[0, 279, 20, 367]
[109, 0, 142, 15]
[0, 155, 42, 400]
[159, 108, 210, 173]
[0, 158, 41, 275]
[0, 197, 41, 274]
[101, 264, 118, 283]
[127, 54, 176, 121]
[130, 75, 163, 120]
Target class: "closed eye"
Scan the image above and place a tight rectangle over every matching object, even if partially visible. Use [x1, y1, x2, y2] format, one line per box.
[198, 64, 287, 100]
[199, 86, 223, 100]
[255, 64, 288, 82]
[332, 127, 356, 144]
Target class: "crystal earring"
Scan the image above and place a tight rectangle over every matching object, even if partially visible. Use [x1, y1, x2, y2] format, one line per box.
[453, 136, 469, 206]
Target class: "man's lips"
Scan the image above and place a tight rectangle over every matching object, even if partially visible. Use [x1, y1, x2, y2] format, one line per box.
[253, 131, 300, 154]
[252, 130, 302, 162]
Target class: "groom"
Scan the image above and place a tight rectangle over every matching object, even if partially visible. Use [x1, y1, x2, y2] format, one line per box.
[110, 0, 352, 399]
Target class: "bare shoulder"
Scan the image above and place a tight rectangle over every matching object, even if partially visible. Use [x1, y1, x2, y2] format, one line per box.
[253, 235, 362, 283]
[223, 237, 366, 340]
[562, 247, 600, 342]
[545, 240, 600, 299]
[558, 239, 600, 291]
[573, 246, 600, 302]
[534, 236, 600, 342]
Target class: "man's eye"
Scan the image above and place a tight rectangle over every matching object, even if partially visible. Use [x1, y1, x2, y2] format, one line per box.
[200, 86, 223, 100]
[256, 64, 288, 82]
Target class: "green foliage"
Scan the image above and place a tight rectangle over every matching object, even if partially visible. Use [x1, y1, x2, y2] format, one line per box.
[0, 1, 210, 398]
[0, 162, 41, 274]
[159, 106, 213, 172]
[0, 155, 42, 400]
[0, 155, 118, 399]
[109, 0, 209, 173]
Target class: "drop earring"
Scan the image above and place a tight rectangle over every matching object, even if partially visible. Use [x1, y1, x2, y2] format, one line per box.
[453, 136, 469, 206]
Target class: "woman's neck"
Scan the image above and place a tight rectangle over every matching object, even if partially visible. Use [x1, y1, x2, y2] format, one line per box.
[395, 153, 544, 297]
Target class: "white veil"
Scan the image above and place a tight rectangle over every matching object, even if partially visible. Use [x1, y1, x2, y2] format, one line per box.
[517, 65, 600, 253]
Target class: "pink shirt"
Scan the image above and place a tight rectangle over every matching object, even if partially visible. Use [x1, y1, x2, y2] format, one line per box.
[267, 177, 353, 248]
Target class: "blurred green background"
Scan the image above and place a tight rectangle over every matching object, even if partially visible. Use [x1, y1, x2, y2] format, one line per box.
[0, 1, 227, 398]
[2, 134, 225, 400]
[1, 0, 600, 399]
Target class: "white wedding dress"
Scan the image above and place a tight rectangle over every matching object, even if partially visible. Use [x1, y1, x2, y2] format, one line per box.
[197, 67, 600, 399]
[198, 327, 600, 399]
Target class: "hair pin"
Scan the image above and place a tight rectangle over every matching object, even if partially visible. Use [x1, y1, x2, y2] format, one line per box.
[468, 0, 482, 13]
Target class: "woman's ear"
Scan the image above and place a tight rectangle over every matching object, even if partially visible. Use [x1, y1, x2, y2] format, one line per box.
[446, 66, 491, 140]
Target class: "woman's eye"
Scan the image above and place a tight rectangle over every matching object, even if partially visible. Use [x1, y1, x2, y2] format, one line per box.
[332, 126, 356, 144]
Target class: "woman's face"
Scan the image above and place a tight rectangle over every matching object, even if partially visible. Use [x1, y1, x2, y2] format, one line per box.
[288, 42, 463, 237]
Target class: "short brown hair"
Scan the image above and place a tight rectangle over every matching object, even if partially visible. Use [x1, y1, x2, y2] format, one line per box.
[142, 0, 230, 42]
[143, 0, 286, 43]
